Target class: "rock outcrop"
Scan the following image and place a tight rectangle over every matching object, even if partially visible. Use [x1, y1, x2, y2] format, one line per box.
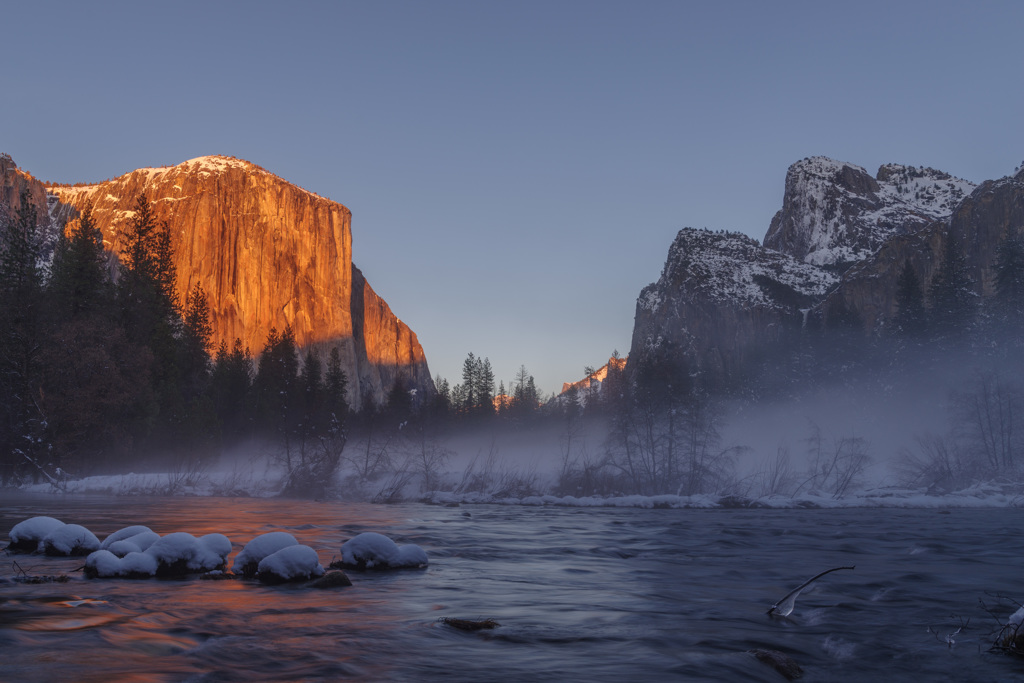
[819, 166, 1024, 332]
[629, 228, 837, 390]
[765, 156, 973, 268]
[628, 156, 1017, 391]
[560, 355, 627, 396]
[0, 153, 50, 228]
[45, 155, 431, 409]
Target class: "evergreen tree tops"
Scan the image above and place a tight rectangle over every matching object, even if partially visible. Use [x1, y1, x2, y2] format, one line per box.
[892, 259, 926, 337]
[928, 231, 975, 335]
[49, 204, 111, 319]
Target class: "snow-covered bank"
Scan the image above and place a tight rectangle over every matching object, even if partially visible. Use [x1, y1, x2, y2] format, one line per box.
[13, 472, 1024, 509]
[422, 481, 1024, 509]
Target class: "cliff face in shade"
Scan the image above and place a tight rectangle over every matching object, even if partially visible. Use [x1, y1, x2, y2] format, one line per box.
[46, 155, 432, 410]
[628, 228, 837, 391]
[350, 266, 433, 403]
[818, 167, 1024, 333]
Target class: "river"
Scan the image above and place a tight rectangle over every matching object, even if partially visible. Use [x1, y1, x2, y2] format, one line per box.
[1, 493, 1021, 681]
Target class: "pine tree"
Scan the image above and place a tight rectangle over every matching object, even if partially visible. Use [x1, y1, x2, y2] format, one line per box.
[929, 231, 974, 339]
[892, 259, 927, 338]
[476, 357, 495, 415]
[48, 204, 111, 319]
[0, 191, 47, 482]
[993, 233, 1024, 330]
[461, 352, 478, 413]
[323, 347, 349, 430]
[252, 326, 299, 437]
[511, 364, 539, 417]
[180, 283, 213, 400]
[210, 338, 252, 441]
[118, 193, 183, 428]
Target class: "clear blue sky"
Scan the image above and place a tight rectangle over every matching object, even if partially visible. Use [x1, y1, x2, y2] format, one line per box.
[3, 1, 1022, 396]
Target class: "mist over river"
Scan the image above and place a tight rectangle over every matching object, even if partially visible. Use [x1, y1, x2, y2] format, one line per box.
[1, 494, 1022, 681]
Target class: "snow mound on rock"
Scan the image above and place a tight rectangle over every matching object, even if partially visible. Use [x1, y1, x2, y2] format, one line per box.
[101, 525, 153, 549]
[107, 531, 161, 557]
[257, 544, 325, 583]
[340, 532, 428, 569]
[86, 549, 160, 578]
[43, 524, 100, 556]
[8, 516, 65, 552]
[232, 532, 299, 576]
[145, 532, 231, 576]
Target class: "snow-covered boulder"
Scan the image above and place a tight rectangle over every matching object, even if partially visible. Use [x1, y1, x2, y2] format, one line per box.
[232, 532, 299, 577]
[101, 525, 153, 549]
[85, 549, 159, 579]
[256, 544, 325, 584]
[42, 524, 101, 556]
[7, 516, 65, 553]
[106, 531, 161, 557]
[340, 532, 428, 570]
[145, 532, 231, 576]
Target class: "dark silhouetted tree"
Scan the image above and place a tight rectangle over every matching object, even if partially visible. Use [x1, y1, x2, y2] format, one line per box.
[992, 232, 1024, 331]
[892, 259, 927, 338]
[929, 232, 975, 339]
[0, 191, 47, 482]
[209, 338, 252, 441]
[48, 204, 111, 320]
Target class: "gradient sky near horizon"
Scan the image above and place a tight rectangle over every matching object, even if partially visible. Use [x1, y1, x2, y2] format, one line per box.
[3, 1, 1022, 396]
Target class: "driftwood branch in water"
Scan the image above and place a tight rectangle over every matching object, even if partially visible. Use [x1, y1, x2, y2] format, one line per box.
[768, 565, 856, 617]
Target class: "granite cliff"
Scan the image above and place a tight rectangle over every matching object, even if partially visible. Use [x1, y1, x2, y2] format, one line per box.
[817, 166, 1024, 333]
[44, 155, 431, 409]
[764, 156, 973, 269]
[0, 154, 49, 227]
[629, 228, 836, 390]
[629, 157, 1019, 391]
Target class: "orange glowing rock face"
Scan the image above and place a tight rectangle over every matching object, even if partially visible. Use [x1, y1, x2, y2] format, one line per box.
[47, 156, 432, 409]
[560, 356, 627, 396]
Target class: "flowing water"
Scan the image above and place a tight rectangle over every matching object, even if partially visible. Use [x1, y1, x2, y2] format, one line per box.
[0, 493, 1021, 682]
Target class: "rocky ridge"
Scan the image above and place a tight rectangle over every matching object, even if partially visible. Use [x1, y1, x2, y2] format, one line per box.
[764, 156, 974, 268]
[630, 228, 837, 390]
[39, 155, 431, 409]
[629, 156, 1018, 391]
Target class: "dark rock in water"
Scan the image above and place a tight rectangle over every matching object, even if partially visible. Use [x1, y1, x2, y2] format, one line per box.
[309, 571, 353, 588]
[6, 539, 40, 553]
[750, 649, 803, 680]
[439, 617, 500, 631]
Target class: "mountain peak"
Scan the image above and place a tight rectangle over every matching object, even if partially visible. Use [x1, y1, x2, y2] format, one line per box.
[765, 156, 975, 267]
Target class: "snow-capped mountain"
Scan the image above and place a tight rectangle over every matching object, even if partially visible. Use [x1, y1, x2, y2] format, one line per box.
[630, 228, 838, 391]
[765, 156, 974, 268]
[628, 156, 1021, 391]
[820, 164, 1024, 334]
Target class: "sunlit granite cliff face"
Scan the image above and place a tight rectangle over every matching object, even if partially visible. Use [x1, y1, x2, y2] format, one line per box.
[0, 153, 50, 229]
[45, 155, 432, 409]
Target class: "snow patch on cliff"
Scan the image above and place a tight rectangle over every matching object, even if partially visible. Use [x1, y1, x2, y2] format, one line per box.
[651, 228, 837, 310]
[779, 156, 975, 267]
